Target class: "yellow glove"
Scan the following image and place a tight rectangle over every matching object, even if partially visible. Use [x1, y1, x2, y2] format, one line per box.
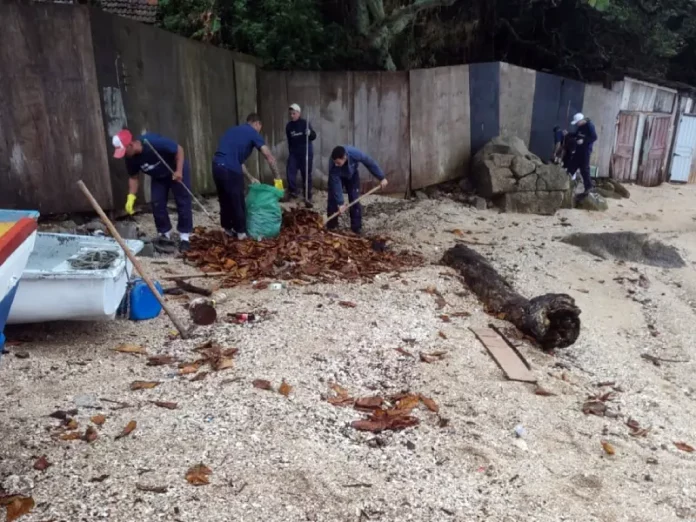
[125, 194, 136, 215]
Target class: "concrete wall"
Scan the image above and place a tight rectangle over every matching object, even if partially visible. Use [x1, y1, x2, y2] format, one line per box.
[499, 63, 536, 144]
[410, 65, 470, 190]
[0, 3, 112, 214]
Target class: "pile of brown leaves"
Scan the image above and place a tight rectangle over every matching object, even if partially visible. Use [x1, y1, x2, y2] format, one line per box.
[327, 386, 439, 433]
[186, 209, 422, 287]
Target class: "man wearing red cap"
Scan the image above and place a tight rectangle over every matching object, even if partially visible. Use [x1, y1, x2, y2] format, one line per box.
[112, 129, 193, 252]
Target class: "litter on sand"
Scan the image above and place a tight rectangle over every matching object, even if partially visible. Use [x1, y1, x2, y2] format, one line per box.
[184, 209, 422, 287]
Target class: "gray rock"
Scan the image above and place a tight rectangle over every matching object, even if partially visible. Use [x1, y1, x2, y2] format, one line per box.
[511, 156, 536, 177]
[576, 192, 609, 211]
[458, 177, 474, 193]
[414, 191, 429, 201]
[498, 191, 565, 215]
[472, 135, 569, 215]
[516, 172, 539, 191]
[138, 241, 156, 258]
[471, 196, 488, 211]
[490, 153, 514, 168]
[115, 221, 138, 240]
[84, 219, 107, 233]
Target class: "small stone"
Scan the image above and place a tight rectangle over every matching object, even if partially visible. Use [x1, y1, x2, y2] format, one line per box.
[406, 440, 416, 451]
[14, 351, 30, 359]
[138, 241, 156, 258]
[414, 191, 429, 201]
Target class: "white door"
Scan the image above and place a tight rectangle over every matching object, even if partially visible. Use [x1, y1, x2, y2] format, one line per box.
[670, 114, 696, 182]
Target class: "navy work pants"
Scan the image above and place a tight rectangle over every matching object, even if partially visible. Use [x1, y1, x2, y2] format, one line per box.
[150, 163, 193, 235]
[212, 163, 246, 234]
[326, 170, 362, 233]
[572, 149, 593, 193]
[286, 151, 313, 200]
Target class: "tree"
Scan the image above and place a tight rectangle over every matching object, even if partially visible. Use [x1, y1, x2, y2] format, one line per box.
[349, 0, 460, 70]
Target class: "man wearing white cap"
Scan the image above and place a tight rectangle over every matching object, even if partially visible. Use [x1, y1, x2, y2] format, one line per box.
[285, 103, 316, 207]
[112, 129, 193, 252]
[570, 113, 597, 197]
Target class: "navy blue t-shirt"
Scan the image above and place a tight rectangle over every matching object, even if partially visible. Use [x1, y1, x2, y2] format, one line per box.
[286, 119, 316, 156]
[126, 133, 179, 180]
[213, 123, 266, 173]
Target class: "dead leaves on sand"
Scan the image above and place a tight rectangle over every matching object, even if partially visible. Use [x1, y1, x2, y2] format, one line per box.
[115, 420, 137, 440]
[183, 209, 422, 287]
[185, 464, 212, 486]
[326, 386, 439, 433]
[0, 495, 34, 522]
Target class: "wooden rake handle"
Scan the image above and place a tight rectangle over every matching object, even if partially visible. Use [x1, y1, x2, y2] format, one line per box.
[77, 180, 190, 339]
[324, 184, 382, 225]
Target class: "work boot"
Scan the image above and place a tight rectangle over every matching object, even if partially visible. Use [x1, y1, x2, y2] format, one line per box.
[237, 232, 248, 240]
[304, 200, 314, 209]
[281, 193, 296, 203]
[179, 240, 191, 253]
[224, 228, 236, 237]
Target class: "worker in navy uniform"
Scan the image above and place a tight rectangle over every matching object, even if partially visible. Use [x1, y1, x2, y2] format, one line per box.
[285, 103, 317, 207]
[326, 145, 388, 235]
[569, 112, 597, 198]
[112, 129, 193, 252]
[212, 113, 280, 239]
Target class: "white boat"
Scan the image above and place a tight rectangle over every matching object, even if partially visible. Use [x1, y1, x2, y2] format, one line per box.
[0, 210, 39, 348]
[7, 233, 144, 324]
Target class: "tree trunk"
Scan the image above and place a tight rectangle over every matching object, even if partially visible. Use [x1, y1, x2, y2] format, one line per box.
[442, 244, 581, 349]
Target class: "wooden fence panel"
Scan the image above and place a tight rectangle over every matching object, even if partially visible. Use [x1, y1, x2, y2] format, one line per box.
[0, 3, 112, 214]
[353, 72, 410, 195]
[257, 71, 289, 183]
[319, 73, 354, 191]
[409, 65, 470, 190]
[286, 72, 322, 189]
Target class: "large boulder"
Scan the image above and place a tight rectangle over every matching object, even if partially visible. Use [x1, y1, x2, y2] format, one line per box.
[471, 136, 571, 215]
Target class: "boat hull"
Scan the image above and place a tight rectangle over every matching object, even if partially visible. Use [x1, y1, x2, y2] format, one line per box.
[7, 233, 144, 324]
[0, 216, 39, 348]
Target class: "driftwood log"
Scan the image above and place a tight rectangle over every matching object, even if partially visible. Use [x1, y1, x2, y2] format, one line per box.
[442, 244, 581, 349]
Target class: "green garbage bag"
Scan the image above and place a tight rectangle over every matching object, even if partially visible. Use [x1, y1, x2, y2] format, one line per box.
[246, 183, 284, 239]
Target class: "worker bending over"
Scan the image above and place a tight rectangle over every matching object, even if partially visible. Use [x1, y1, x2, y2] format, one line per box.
[112, 129, 193, 252]
[285, 103, 317, 207]
[212, 113, 280, 239]
[569, 112, 597, 198]
[326, 146, 388, 235]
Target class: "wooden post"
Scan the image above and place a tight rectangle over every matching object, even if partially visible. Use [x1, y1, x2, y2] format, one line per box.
[76, 180, 190, 339]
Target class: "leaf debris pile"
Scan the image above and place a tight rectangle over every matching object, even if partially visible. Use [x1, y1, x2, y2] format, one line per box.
[186, 209, 423, 287]
[326, 387, 439, 433]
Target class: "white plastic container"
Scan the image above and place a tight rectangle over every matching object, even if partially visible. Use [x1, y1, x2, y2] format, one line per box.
[7, 233, 144, 324]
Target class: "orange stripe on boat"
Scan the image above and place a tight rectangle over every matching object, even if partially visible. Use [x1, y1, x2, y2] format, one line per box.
[0, 218, 37, 267]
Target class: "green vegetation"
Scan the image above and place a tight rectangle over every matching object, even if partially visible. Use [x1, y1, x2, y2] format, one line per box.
[158, 0, 696, 85]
